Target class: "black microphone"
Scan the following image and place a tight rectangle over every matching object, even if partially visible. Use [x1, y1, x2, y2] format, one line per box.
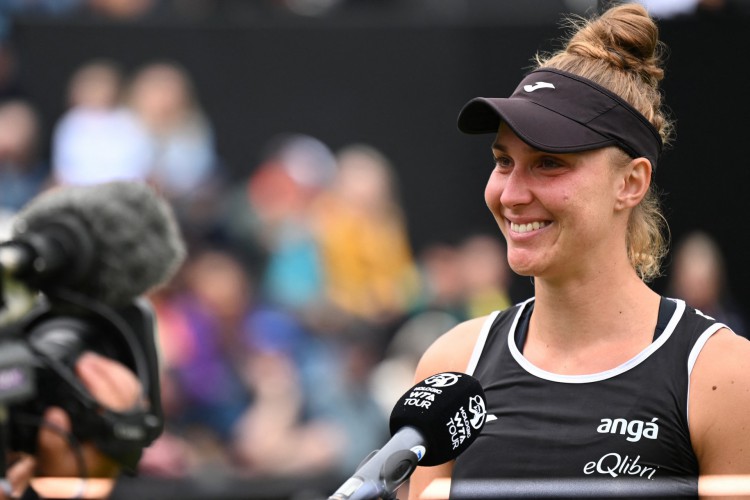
[329, 372, 487, 500]
[0, 181, 186, 306]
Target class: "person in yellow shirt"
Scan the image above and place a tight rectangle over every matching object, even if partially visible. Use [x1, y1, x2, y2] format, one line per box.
[314, 144, 420, 323]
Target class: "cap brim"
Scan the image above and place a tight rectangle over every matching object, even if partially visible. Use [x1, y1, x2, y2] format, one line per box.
[457, 97, 616, 154]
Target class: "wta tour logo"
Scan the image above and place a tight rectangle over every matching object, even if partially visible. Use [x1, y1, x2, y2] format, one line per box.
[468, 395, 486, 430]
[445, 393, 487, 450]
[424, 373, 461, 387]
[403, 372, 461, 409]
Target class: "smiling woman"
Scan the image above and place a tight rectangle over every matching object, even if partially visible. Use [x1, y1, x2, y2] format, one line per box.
[484, 126, 636, 282]
[461, 63, 667, 284]
[406, 3, 750, 500]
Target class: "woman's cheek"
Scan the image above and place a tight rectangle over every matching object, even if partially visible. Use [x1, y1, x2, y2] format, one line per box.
[485, 175, 504, 215]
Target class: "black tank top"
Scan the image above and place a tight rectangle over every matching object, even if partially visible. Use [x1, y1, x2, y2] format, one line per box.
[451, 297, 726, 500]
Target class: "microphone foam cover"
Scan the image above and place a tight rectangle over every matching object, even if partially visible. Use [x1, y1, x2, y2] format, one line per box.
[13, 181, 187, 306]
[390, 372, 487, 466]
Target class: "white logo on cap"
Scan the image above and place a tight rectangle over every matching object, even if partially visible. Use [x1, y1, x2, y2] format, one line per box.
[524, 82, 555, 92]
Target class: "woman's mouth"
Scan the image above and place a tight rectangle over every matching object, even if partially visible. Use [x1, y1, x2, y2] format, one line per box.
[509, 220, 549, 233]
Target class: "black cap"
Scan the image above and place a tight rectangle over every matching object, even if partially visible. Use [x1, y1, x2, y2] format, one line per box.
[457, 68, 662, 169]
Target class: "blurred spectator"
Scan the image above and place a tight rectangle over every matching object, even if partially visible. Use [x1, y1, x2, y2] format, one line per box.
[240, 133, 336, 312]
[126, 60, 219, 199]
[230, 337, 345, 477]
[0, 99, 48, 215]
[232, 307, 389, 478]
[126, 60, 224, 245]
[211, 137, 395, 478]
[412, 242, 467, 321]
[668, 230, 748, 336]
[145, 249, 253, 475]
[313, 143, 420, 325]
[145, 245, 389, 478]
[458, 233, 512, 318]
[51, 58, 153, 185]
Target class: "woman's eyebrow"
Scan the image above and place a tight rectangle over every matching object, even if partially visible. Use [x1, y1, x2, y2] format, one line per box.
[492, 141, 538, 155]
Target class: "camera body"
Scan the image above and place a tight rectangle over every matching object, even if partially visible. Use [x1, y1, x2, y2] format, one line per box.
[0, 288, 164, 472]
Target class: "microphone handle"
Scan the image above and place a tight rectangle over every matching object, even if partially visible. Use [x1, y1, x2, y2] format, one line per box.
[329, 426, 425, 500]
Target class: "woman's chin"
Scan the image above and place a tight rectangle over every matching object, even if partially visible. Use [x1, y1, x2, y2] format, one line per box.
[507, 249, 543, 276]
[508, 260, 538, 278]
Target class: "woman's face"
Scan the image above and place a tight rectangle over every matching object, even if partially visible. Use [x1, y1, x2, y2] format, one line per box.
[485, 123, 626, 282]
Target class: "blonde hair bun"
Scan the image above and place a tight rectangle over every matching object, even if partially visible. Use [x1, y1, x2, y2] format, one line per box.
[566, 3, 665, 86]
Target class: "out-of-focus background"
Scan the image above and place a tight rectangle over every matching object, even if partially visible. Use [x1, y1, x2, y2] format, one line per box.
[1, 0, 749, 498]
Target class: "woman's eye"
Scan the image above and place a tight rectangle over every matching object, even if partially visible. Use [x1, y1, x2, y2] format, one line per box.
[539, 157, 561, 169]
[493, 156, 512, 169]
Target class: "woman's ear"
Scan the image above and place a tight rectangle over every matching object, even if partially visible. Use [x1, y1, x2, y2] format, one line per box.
[615, 157, 652, 210]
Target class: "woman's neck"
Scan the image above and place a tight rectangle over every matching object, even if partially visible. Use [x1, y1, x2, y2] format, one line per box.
[524, 267, 661, 373]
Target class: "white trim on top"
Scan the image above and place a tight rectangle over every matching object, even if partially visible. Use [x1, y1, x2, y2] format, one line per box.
[686, 321, 730, 426]
[466, 298, 534, 376]
[507, 298, 687, 384]
[465, 310, 501, 376]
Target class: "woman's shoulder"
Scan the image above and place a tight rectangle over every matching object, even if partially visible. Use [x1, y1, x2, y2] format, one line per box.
[691, 326, 750, 379]
[689, 327, 750, 474]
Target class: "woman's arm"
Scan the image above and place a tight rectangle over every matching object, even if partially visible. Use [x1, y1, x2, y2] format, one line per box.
[406, 317, 487, 500]
[689, 328, 750, 500]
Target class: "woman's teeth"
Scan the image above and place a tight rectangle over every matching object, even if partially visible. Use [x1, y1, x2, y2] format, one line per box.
[510, 221, 548, 233]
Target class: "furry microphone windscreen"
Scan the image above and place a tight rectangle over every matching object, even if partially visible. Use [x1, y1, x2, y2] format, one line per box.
[12, 181, 187, 306]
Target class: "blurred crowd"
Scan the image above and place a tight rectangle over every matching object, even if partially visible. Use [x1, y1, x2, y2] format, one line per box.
[1, 0, 748, 488]
[0, 48, 522, 481]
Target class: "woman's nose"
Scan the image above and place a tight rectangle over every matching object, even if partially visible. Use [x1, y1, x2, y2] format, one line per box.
[498, 166, 533, 208]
